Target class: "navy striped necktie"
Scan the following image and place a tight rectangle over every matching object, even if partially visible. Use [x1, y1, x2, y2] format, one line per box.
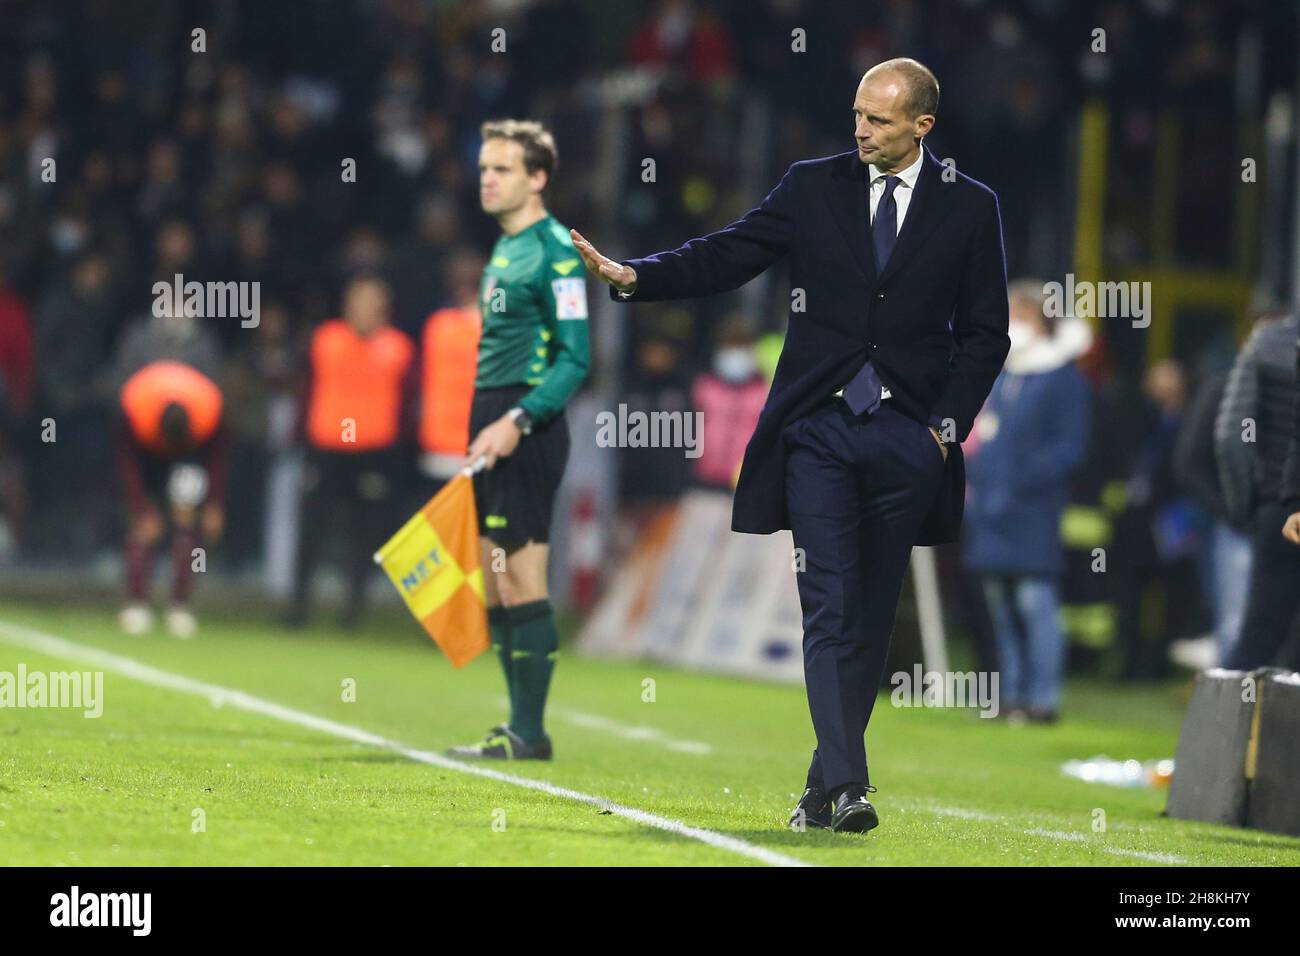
[872, 175, 900, 271]
[842, 175, 900, 416]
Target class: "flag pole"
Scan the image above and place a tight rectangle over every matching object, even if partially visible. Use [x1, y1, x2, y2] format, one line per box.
[372, 455, 490, 565]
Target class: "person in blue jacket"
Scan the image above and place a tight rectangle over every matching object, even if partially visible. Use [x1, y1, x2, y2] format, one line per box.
[962, 279, 1092, 723]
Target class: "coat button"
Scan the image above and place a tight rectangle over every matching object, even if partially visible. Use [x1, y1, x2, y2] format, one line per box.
[876, 291, 885, 299]
[869, 342, 878, 350]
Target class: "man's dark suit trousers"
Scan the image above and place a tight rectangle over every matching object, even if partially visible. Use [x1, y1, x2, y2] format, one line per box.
[783, 395, 947, 796]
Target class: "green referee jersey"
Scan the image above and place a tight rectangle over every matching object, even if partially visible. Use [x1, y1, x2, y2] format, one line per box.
[475, 213, 591, 424]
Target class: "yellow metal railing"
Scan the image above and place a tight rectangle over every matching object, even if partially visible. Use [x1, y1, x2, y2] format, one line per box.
[1071, 100, 1257, 361]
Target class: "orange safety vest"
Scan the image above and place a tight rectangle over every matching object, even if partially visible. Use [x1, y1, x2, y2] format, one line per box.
[120, 361, 223, 454]
[306, 319, 414, 451]
[418, 306, 481, 455]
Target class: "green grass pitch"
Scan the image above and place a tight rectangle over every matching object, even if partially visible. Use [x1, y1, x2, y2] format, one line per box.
[1, 600, 1297, 866]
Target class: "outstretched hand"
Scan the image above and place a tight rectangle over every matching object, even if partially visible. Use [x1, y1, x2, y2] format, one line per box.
[570, 229, 637, 293]
[1283, 511, 1300, 545]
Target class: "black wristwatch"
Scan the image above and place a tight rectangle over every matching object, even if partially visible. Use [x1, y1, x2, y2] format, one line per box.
[508, 406, 534, 435]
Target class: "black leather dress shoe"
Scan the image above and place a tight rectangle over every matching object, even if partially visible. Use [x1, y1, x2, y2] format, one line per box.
[788, 786, 832, 831]
[831, 785, 879, 833]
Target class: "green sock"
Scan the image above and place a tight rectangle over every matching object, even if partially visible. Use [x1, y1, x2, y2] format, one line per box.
[487, 605, 517, 728]
[507, 599, 558, 744]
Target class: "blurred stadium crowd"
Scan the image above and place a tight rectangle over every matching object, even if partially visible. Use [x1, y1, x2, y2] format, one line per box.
[0, 0, 1297, 686]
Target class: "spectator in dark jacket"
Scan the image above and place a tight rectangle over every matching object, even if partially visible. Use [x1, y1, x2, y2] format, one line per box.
[32, 250, 120, 558]
[111, 291, 223, 390]
[1218, 309, 1300, 670]
[961, 280, 1092, 722]
[1174, 369, 1251, 665]
[1114, 359, 1199, 679]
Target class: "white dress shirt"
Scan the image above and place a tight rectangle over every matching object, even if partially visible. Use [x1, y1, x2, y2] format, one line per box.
[834, 148, 925, 401]
[868, 147, 924, 236]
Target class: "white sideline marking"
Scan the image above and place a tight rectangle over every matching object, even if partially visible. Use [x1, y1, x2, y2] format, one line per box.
[924, 805, 1002, 823]
[0, 619, 810, 868]
[921, 804, 1187, 864]
[494, 697, 713, 755]
[1022, 828, 1185, 864]
[549, 709, 715, 755]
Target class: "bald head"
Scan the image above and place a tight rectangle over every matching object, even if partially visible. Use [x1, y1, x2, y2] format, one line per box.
[863, 58, 939, 118]
[853, 58, 938, 173]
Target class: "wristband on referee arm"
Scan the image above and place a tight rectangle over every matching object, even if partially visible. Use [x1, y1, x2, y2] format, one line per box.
[508, 406, 534, 435]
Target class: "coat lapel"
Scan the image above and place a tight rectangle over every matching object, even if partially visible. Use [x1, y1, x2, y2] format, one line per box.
[826, 151, 876, 285]
[825, 143, 948, 287]
[877, 144, 947, 287]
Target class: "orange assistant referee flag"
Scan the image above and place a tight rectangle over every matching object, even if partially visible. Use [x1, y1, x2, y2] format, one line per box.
[373, 462, 488, 667]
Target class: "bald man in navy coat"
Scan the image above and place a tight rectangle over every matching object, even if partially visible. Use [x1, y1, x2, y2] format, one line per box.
[573, 57, 1009, 834]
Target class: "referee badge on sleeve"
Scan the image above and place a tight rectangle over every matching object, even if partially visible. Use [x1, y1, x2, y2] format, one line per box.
[552, 277, 588, 319]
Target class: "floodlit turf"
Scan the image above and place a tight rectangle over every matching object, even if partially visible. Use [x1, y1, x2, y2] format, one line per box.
[1, 600, 1297, 866]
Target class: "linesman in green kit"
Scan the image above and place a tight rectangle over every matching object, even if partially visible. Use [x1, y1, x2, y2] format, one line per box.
[448, 120, 590, 761]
